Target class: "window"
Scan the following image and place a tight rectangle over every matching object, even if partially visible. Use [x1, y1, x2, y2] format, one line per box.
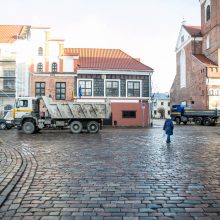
[35, 82, 45, 96]
[127, 81, 140, 97]
[52, 63, 57, 73]
[3, 79, 15, 91]
[106, 81, 119, 97]
[168, 110, 170, 115]
[79, 80, 92, 96]
[3, 70, 15, 77]
[180, 49, 186, 88]
[37, 63, 43, 72]
[154, 110, 157, 115]
[161, 102, 164, 106]
[122, 111, 136, 118]
[168, 102, 170, 106]
[206, 5, 211, 22]
[56, 82, 66, 100]
[206, 35, 210, 49]
[38, 47, 43, 56]
[181, 35, 184, 43]
[18, 100, 28, 108]
[208, 89, 214, 95]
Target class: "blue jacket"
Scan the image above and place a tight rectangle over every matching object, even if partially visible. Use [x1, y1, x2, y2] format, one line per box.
[163, 119, 174, 135]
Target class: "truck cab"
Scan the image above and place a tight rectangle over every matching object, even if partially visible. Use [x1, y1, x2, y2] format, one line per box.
[14, 97, 40, 130]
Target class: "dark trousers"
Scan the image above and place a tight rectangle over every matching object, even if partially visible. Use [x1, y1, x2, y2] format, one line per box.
[166, 134, 171, 143]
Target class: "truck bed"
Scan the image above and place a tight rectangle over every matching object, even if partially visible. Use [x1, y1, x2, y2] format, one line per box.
[42, 96, 111, 119]
[184, 109, 218, 117]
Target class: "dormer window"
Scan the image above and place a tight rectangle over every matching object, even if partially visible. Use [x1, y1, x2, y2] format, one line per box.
[37, 63, 43, 72]
[52, 63, 57, 72]
[38, 47, 43, 56]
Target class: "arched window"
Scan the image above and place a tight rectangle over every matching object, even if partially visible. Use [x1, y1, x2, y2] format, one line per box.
[208, 89, 213, 95]
[206, 5, 211, 22]
[52, 62, 57, 72]
[38, 47, 43, 56]
[37, 63, 43, 72]
[180, 49, 186, 88]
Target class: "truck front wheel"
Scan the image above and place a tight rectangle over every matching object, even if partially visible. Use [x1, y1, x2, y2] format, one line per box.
[87, 121, 99, 133]
[70, 121, 83, 134]
[22, 121, 36, 134]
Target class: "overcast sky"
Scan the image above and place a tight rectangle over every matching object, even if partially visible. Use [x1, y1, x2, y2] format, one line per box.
[0, 0, 201, 92]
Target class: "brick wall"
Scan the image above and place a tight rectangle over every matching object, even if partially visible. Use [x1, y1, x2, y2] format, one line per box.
[201, 0, 220, 64]
[170, 42, 208, 109]
[30, 73, 75, 101]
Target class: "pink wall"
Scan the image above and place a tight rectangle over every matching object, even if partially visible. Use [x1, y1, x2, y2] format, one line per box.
[111, 102, 149, 127]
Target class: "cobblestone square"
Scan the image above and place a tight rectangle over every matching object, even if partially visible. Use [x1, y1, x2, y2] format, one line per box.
[0, 122, 220, 219]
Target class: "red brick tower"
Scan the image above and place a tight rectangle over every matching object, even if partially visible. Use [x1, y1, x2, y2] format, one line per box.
[200, 0, 220, 64]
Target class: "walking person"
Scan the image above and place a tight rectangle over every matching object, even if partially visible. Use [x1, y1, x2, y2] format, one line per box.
[163, 117, 174, 144]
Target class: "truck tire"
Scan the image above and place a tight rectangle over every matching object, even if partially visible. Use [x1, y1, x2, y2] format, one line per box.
[194, 117, 202, 126]
[0, 122, 7, 130]
[203, 117, 212, 126]
[175, 117, 181, 125]
[22, 121, 36, 134]
[87, 121, 99, 133]
[70, 121, 83, 134]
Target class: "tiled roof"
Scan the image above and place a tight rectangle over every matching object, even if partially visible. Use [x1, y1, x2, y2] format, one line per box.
[64, 48, 153, 72]
[0, 25, 30, 43]
[194, 54, 217, 66]
[183, 25, 202, 37]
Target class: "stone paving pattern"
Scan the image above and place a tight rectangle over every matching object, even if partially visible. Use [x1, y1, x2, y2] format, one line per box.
[0, 122, 220, 219]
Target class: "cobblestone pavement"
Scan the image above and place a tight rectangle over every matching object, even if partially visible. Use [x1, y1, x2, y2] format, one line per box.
[0, 123, 220, 220]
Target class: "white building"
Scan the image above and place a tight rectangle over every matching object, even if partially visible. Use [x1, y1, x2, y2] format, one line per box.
[152, 93, 170, 119]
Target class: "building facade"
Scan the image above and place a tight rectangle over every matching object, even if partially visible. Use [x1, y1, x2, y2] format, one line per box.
[152, 93, 170, 119]
[65, 48, 153, 127]
[0, 25, 30, 115]
[28, 28, 78, 101]
[170, 0, 220, 110]
[0, 25, 154, 126]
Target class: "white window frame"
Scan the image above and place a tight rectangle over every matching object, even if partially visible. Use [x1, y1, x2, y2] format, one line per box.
[77, 78, 94, 97]
[126, 80, 142, 98]
[104, 79, 120, 97]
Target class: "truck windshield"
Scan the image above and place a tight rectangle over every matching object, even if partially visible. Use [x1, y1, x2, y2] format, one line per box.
[17, 100, 28, 108]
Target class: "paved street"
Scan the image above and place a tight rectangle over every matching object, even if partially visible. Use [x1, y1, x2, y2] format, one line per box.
[0, 122, 220, 220]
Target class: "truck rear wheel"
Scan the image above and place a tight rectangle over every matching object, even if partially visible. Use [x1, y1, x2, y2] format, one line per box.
[175, 117, 181, 125]
[87, 121, 99, 133]
[203, 117, 211, 126]
[22, 121, 36, 134]
[195, 117, 202, 125]
[70, 121, 83, 134]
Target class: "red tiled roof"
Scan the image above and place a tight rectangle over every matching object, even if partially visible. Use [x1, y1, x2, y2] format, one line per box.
[184, 25, 202, 37]
[0, 25, 30, 43]
[194, 54, 217, 66]
[64, 48, 153, 72]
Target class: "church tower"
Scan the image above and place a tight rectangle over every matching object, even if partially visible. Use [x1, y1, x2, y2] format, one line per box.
[200, 0, 220, 65]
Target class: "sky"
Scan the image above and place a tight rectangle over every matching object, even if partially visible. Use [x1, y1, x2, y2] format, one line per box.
[0, 0, 201, 93]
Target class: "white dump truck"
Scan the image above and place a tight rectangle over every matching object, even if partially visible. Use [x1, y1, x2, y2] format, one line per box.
[14, 96, 111, 134]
